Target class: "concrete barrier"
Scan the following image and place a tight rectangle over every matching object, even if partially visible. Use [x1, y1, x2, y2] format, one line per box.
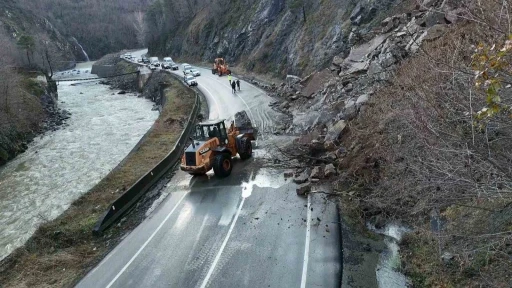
[92, 83, 200, 235]
[90, 64, 116, 78]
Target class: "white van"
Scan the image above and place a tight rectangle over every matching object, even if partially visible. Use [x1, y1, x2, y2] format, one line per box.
[150, 57, 160, 67]
[182, 63, 192, 74]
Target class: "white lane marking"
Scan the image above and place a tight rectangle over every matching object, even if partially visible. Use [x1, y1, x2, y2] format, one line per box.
[300, 194, 312, 288]
[199, 197, 246, 288]
[191, 215, 209, 252]
[198, 84, 222, 120]
[105, 192, 189, 288]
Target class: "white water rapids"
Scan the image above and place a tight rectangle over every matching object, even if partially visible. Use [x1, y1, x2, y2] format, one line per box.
[0, 63, 158, 260]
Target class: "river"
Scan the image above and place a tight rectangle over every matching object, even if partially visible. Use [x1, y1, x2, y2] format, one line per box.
[0, 63, 158, 261]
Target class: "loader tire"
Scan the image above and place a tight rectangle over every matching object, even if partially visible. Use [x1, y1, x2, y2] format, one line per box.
[213, 153, 232, 178]
[238, 138, 252, 160]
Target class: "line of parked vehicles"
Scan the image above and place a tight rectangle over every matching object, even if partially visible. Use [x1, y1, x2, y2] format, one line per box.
[122, 53, 201, 88]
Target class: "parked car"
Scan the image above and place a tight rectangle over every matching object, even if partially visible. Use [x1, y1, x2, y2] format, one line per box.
[150, 57, 160, 67]
[137, 58, 143, 63]
[184, 75, 198, 87]
[162, 57, 179, 70]
[142, 57, 150, 64]
[190, 69, 201, 77]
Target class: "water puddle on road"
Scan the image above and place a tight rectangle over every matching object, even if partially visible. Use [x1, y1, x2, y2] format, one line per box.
[0, 66, 158, 260]
[240, 169, 286, 198]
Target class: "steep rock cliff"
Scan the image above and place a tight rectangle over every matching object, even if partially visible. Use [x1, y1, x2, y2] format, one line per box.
[147, 0, 401, 76]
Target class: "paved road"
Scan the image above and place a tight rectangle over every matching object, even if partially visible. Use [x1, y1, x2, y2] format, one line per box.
[76, 52, 341, 288]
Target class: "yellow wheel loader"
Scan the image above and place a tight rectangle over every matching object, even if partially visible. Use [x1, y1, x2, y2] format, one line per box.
[180, 111, 257, 178]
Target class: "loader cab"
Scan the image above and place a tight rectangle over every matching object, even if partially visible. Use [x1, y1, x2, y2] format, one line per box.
[193, 120, 228, 145]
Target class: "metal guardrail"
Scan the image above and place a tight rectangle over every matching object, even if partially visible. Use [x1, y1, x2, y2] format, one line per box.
[92, 84, 200, 235]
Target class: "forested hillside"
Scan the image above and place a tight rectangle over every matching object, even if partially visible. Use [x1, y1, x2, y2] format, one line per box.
[18, 0, 153, 59]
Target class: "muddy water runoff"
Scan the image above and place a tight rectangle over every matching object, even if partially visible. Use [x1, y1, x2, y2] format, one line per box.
[0, 63, 158, 261]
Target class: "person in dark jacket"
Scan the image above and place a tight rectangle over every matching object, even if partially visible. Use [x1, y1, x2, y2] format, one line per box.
[236, 79, 241, 91]
[231, 80, 237, 94]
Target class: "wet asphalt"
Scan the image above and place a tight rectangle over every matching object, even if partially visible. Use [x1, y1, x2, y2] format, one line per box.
[76, 56, 341, 288]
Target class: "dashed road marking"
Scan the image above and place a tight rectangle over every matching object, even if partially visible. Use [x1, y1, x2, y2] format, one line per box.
[300, 194, 312, 288]
[105, 192, 188, 288]
[199, 198, 246, 288]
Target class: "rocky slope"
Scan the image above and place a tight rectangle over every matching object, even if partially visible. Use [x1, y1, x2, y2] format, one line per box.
[147, 0, 404, 76]
[261, 0, 512, 286]
[268, 0, 462, 134]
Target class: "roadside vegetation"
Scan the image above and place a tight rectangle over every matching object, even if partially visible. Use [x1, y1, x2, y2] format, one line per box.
[338, 0, 512, 286]
[0, 75, 196, 287]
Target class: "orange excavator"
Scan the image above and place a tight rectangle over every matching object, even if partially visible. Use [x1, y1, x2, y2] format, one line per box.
[212, 58, 231, 76]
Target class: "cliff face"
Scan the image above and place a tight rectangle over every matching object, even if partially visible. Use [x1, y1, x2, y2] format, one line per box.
[0, 0, 81, 70]
[0, 0, 76, 165]
[147, 0, 401, 76]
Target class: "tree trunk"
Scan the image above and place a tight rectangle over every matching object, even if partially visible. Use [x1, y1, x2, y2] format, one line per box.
[26, 50, 31, 66]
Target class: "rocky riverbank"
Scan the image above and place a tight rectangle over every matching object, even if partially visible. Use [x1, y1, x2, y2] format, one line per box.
[92, 51, 140, 92]
[0, 77, 69, 166]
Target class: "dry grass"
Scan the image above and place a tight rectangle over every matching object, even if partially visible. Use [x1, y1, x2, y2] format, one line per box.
[0, 76, 195, 287]
[338, 0, 512, 286]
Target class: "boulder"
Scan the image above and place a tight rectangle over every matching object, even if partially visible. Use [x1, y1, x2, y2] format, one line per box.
[325, 164, 337, 178]
[296, 183, 312, 196]
[422, 0, 438, 8]
[293, 168, 311, 184]
[279, 101, 290, 110]
[324, 152, 338, 162]
[441, 252, 454, 264]
[235, 110, 253, 128]
[284, 170, 294, 178]
[356, 94, 370, 105]
[332, 55, 345, 67]
[350, 3, 364, 22]
[423, 24, 447, 41]
[445, 8, 466, 24]
[310, 166, 324, 179]
[418, 10, 448, 28]
[345, 99, 356, 109]
[325, 120, 347, 141]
